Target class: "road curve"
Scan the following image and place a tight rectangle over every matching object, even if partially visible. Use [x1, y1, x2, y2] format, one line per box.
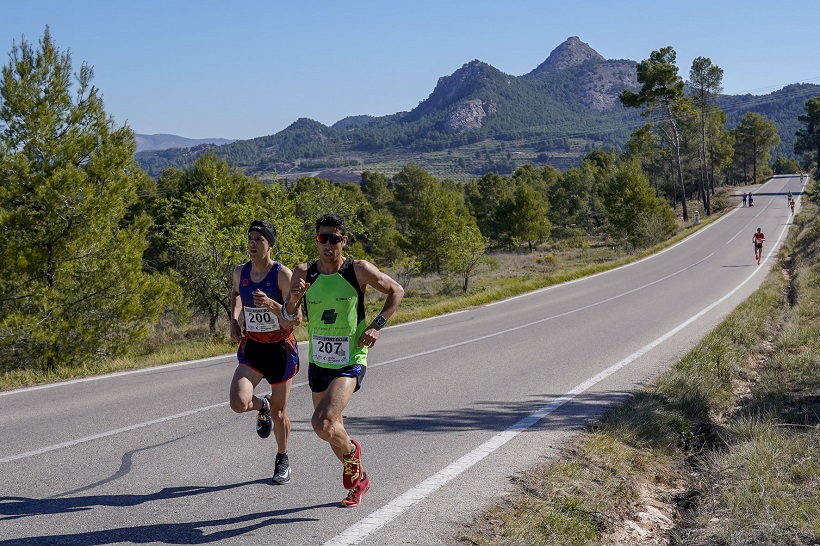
[0, 175, 806, 545]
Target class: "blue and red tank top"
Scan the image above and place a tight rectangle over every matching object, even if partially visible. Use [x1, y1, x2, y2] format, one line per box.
[238, 261, 295, 344]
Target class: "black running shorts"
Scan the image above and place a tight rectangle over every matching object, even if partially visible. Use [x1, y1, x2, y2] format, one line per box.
[308, 363, 365, 393]
[237, 338, 299, 385]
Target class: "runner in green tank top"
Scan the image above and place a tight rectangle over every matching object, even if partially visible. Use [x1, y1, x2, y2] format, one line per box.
[302, 257, 369, 368]
[284, 213, 404, 508]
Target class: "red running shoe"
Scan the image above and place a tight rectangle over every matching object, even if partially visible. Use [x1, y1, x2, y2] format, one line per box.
[340, 473, 371, 507]
[342, 439, 363, 489]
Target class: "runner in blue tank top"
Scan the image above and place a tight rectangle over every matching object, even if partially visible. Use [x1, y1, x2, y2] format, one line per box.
[229, 219, 301, 485]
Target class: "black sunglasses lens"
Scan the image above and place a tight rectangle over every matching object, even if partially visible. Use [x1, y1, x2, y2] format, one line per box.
[316, 234, 342, 244]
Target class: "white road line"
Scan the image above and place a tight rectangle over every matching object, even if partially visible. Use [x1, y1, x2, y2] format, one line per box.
[322, 218, 791, 546]
[0, 354, 232, 397]
[0, 402, 226, 463]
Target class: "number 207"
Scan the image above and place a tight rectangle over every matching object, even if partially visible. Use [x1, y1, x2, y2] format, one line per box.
[317, 340, 343, 354]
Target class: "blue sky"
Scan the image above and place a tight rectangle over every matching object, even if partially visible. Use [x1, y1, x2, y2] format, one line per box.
[3, 1, 819, 140]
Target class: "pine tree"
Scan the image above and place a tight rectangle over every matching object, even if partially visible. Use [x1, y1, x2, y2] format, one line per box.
[620, 47, 693, 221]
[794, 96, 820, 177]
[160, 151, 303, 333]
[601, 160, 676, 249]
[0, 28, 173, 372]
[733, 112, 780, 184]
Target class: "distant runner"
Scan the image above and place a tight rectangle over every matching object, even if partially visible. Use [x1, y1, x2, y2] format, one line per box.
[790, 199, 795, 214]
[753, 227, 765, 265]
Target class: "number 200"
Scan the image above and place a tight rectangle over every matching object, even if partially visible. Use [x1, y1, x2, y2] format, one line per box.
[249, 312, 271, 323]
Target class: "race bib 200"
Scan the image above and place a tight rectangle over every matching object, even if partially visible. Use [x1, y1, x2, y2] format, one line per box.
[243, 307, 280, 332]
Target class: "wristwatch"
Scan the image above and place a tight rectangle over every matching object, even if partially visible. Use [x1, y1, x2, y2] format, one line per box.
[372, 315, 387, 330]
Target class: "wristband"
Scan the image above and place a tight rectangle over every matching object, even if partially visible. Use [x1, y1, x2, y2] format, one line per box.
[281, 301, 298, 321]
[372, 315, 387, 330]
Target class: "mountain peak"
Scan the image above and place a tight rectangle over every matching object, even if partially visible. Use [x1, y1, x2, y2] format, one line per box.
[404, 60, 508, 121]
[526, 36, 605, 77]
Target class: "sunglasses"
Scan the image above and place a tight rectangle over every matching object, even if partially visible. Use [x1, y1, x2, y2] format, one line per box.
[316, 233, 344, 245]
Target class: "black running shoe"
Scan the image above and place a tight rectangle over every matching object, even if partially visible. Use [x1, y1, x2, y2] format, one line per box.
[256, 394, 272, 439]
[271, 453, 291, 485]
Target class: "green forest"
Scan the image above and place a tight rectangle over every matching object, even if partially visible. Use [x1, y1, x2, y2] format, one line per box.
[2, 30, 820, 378]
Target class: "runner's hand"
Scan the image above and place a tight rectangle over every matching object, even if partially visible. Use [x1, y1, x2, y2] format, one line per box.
[358, 327, 379, 348]
[230, 319, 242, 343]
[289, 279, 310, 304]
[253, 289, 274, 310]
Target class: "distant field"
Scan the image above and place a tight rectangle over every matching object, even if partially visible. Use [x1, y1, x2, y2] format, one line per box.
[273, 137, 588, 184]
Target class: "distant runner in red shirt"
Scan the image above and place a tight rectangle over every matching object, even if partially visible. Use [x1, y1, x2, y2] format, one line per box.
[753, 228, 765, 264]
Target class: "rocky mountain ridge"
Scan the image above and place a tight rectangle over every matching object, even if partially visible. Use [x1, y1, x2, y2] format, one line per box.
[134, 37, 819, 181]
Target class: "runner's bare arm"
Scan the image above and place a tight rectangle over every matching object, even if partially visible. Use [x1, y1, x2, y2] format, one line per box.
[354, 260, 405, 348]
[276, 264, 301, 326]
[229, 265, 244, 342]
[354, 260, 404, 322]
[285, 263, 310, 317]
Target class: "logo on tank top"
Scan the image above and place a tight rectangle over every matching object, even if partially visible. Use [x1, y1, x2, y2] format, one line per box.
[321, 309, 338, 324]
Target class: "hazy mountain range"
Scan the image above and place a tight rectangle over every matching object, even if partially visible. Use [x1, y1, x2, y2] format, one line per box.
[135, 37, 820, 182]
[135, 134, 234, 153]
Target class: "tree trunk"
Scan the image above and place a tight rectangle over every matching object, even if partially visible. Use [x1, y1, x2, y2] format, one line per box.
[667, 103, 688, 222]
[700, 116, 711, 215]
[752, 144, 758, 183]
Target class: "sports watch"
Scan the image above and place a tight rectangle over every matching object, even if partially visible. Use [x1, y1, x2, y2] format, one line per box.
[372, 315, 387, 330]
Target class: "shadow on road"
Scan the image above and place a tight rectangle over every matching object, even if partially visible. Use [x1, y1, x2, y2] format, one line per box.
[345, 391, 635, 435]
[0, 502, 334, 545]
[0, 479, 272, 520]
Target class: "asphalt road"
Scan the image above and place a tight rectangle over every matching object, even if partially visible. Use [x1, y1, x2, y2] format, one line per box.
[0, 175, 807, 546]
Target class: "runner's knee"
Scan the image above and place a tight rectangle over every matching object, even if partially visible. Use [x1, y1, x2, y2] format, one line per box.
[312, 412, 339, 440]
[229, 391, 254, 413]
[270, 403, 288, 425]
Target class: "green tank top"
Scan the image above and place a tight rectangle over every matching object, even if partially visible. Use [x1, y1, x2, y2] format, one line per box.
[304, 258, 368, 368]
